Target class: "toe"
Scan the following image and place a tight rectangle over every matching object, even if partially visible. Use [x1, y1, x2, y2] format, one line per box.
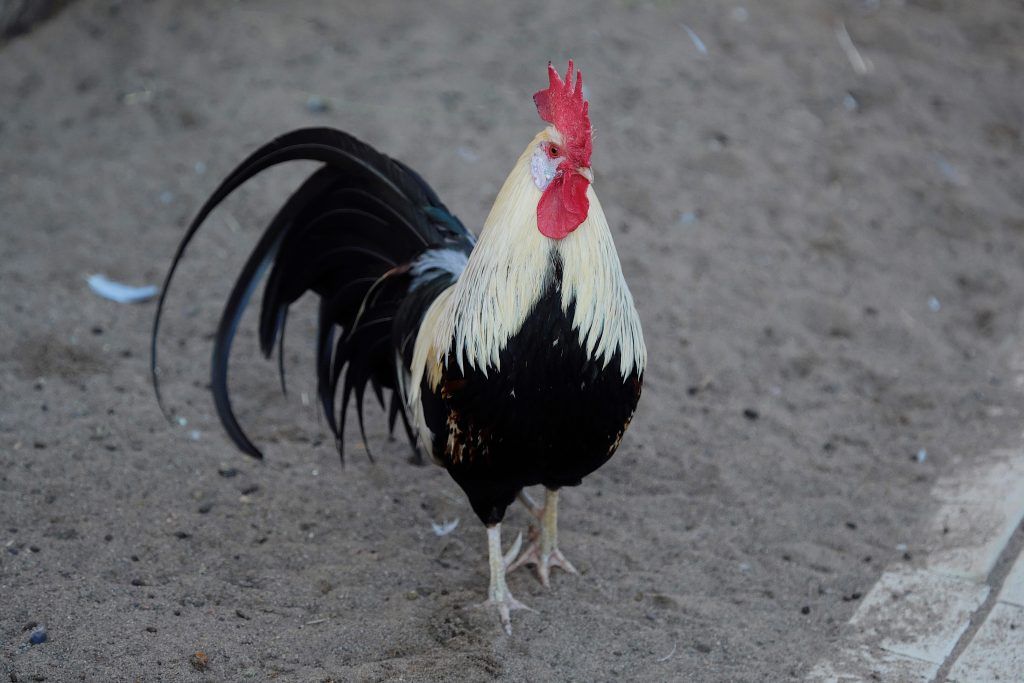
[550, 549, 579, 575]
[498, 604, 513, 635]
[537, 563, 551, 588]
[507, 542, 539, 573]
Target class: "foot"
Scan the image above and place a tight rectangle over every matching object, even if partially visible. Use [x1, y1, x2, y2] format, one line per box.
[508, 489, 578, 587]
[479, 524, 531, 634]
[507, 525, 578, 587]
[479, 586, 532, 636]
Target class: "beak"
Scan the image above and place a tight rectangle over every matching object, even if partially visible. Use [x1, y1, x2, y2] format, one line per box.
[577, 167, 594, 183]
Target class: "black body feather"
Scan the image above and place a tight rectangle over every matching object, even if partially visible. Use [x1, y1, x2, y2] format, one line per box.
[420, 256, 643, 525]
[151, 128, 473, 460]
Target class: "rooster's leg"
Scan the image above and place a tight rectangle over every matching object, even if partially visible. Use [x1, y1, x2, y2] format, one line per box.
[508, 488, 578, 587]
[480, 524, 530, 635]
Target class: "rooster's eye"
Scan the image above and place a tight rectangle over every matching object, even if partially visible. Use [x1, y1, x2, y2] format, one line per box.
[548, 144, 560, 158]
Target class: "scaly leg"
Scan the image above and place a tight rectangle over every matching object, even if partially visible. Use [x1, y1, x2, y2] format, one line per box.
[508, 488, 578, 587]
[479, 524, 530, 635]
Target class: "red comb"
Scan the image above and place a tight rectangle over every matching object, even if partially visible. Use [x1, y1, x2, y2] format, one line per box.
[533, 60, 592, 167]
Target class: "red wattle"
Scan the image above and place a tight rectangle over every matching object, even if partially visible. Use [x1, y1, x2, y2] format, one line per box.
[537, 171, 590, 240]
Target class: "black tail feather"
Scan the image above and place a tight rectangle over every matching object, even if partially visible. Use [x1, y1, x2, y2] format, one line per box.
[275, 308, 288, 396]
[155, 129, 423, 410]
[152, 128, 474, 462]
[387, 390, 401, 436]
[316, 298, 339, 437]
[206, 168, 343, 458]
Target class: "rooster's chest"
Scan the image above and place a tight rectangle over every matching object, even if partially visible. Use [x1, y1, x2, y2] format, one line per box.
[423, 277, 642, 487]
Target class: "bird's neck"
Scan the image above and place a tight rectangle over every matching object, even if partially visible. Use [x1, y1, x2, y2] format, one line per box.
[436, 133, 646, 378]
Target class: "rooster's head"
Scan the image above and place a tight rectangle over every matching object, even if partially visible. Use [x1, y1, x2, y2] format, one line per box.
[531, 60, 593, 240]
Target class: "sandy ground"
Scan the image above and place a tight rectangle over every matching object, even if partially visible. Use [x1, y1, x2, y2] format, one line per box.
[2, 1, 1024, 680]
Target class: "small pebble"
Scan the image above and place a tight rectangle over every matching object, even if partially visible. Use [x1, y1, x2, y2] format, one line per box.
[217, 467, 238, 478]
[145, 626, 157, 633]
[927, 296, 941, 312]
[742, 408, 759, 421]
[800, 606, 810, 615]
[29, 626, 47, 645]
[915, 448, 927, 463]
[198, 503, 213, 514]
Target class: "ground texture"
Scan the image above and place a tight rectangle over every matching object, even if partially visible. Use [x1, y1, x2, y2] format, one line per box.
[2, 1, 1023, 680]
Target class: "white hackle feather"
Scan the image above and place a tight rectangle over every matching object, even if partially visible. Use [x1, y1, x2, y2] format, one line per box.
[410, 248, 469, 291]
[407, 127, 645, 447]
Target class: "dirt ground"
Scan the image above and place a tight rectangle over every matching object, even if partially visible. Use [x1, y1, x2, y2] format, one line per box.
[2, 1, 1023, 680]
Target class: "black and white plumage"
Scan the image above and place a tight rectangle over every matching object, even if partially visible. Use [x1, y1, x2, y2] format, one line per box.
[420, 251, 642, 525]
[153, 63, 645, 635]
[409, 133, 645, 527]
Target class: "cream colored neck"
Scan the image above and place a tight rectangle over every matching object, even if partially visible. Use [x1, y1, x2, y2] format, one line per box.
[425, 130, 645, 382]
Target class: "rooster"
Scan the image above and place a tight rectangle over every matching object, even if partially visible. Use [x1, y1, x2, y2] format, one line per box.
[152, 61, 645, 634]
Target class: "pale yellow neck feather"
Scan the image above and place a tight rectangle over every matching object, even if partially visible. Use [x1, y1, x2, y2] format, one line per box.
[408, 130, 646, 436]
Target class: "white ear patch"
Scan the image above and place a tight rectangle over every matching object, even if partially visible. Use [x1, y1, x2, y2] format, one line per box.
[530, 144, 560, 191]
